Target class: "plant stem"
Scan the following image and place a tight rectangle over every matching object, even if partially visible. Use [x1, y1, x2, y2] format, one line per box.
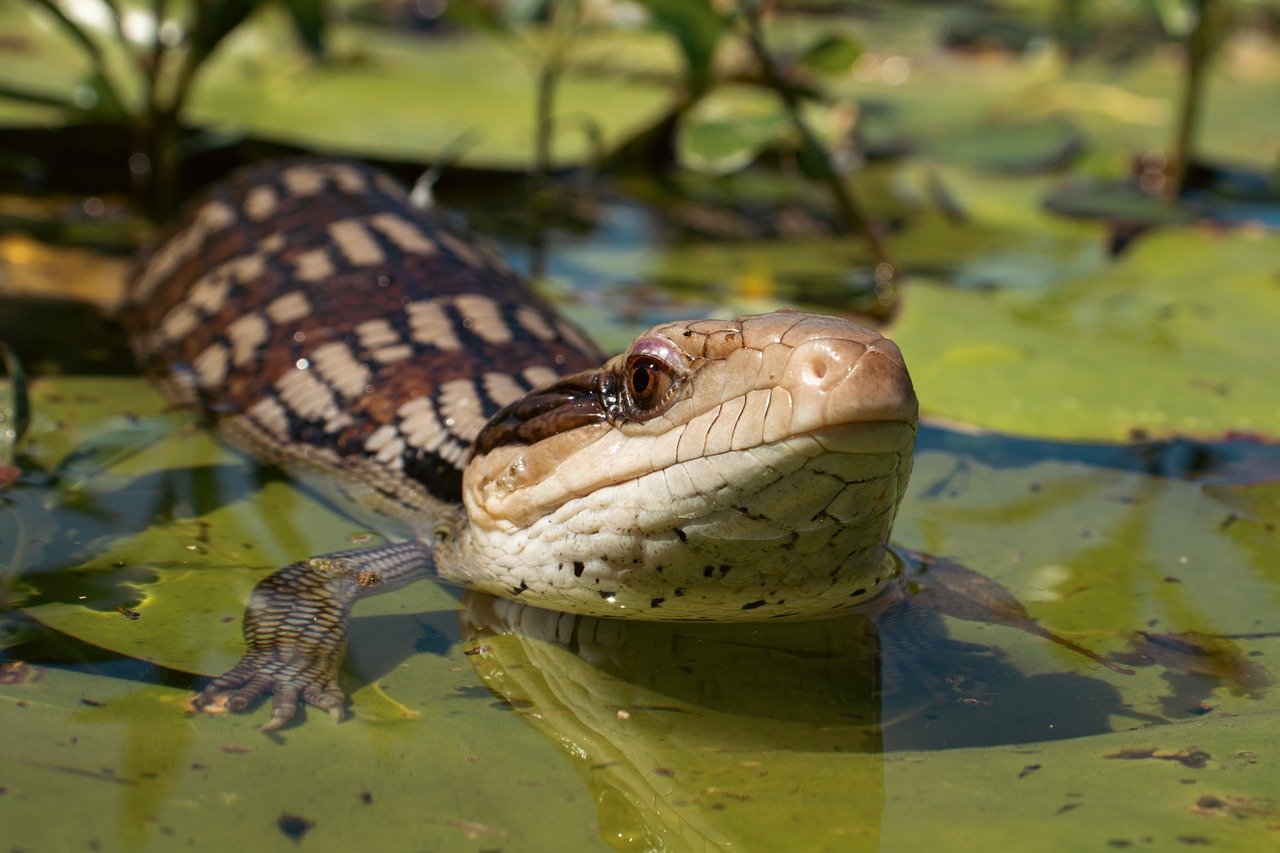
[1168, 0, 1212, 196]
[739, 6, 895, 288]
[528, 2, 582, 280]
[531, 2, 581, 184]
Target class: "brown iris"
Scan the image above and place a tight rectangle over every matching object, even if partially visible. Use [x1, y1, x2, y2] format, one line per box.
[625, 355, 676, 414]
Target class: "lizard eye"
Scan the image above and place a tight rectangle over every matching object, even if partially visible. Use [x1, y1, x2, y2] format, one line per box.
[616, 335, 688, 420]
[626, 355, 675, 413]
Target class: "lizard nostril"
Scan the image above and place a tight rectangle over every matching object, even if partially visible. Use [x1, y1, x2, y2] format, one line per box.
[786, 338, 858, 393]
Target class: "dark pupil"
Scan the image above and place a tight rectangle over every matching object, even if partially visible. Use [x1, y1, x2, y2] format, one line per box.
[632, 364, 652, 395]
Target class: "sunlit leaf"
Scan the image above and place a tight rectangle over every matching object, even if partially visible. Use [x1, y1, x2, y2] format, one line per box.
[892, 221, 1280, 441]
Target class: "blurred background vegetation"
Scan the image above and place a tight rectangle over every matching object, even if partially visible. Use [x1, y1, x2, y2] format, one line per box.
[0, 0, 1277, 424]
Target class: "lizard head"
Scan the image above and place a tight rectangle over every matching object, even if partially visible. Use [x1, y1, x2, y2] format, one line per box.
[441, 311, 918, 621]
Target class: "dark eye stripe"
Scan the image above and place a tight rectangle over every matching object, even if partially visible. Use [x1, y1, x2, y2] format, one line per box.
[470, 370, 608, 456]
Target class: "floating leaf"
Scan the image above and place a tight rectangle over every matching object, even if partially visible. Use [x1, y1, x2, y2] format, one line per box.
[0, 656, 605, 849]
[892, 222, 1280, 442]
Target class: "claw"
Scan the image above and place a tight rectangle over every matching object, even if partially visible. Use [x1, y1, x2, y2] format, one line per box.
[260, 705, 295, 734]
[303, 682, 347, 724]
[191, 652, 349, 731]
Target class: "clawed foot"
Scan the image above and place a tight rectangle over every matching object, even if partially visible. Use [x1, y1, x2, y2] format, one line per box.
[189, 649, 347, 733]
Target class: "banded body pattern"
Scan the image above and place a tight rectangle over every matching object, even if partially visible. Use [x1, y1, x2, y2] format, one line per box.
[129, 160, 602, 512]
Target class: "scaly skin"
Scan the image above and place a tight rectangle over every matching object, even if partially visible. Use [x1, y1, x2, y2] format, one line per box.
[132, 159, 917, 730]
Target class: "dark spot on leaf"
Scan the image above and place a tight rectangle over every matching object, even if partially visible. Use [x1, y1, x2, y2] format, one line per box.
[277, 813, 314, 842]
[1177, 836, 1211, 846]
[650, 598, 664, 608]
[674, 528, 687, 543]
[1019, 764, 1041, 779]
[1105, 747, 1210, 769]
[573, 561, 584, 577]
[851, 588, 866, 597]
[599, 590, 616, 600]
[741, 600, 766, 610]
[79, 698, 104, 708]
[703, 565, 714, 578]
[360, 791, 373, 805]
[674, 587, 685, 596]
[1055, 803, 1081, 815]
[718, 564, 731, 577]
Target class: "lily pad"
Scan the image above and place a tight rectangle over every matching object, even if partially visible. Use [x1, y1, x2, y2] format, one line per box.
[0, 650, 606, 850]
[892, 224, 1280, 441]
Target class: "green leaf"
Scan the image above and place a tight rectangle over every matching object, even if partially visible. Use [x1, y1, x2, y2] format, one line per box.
[892, 221, 1280, 441]
[927, 116, 1087, 175]
[0, 657, 607, 849]
[677, 83, 814, 174]
[798, 33, 861, 75]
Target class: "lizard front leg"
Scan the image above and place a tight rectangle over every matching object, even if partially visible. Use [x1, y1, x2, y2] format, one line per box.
[192, 539, 437, 732]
